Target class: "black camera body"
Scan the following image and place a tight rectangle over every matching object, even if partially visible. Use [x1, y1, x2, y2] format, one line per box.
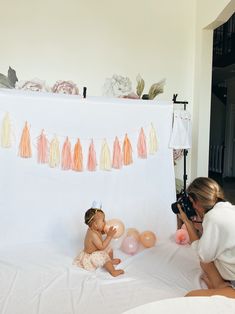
[171, 191, 196, 219]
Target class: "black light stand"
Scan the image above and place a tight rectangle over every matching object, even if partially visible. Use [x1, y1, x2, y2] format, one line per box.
[172, 94, 189, 193]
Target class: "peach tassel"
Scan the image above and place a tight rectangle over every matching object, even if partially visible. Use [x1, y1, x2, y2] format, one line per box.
[61, 137, 72, 170]
[112, 136, 122, 169]
[1, 113, 11, 148]
[149, 123, 158, 154]
[73, 138, 83, 171]
[137, 127, 147, 159]
[87, 139, 97, 171]
[123, 134, 133, 166]
[49, 136, 60, 168]
[100, 139, 111, 171]
[19, 121, 32, 158]
[37, 129, 48, 163]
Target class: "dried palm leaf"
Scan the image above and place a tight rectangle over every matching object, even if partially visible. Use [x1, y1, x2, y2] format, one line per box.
[148, 79, 166, 100]
[136, 74, 145, 97]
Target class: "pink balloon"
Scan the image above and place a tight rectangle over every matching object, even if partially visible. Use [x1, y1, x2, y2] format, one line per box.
[105, 219, 125, 239]
[175, 229, 189, 245]
[126, 228, 140, 241]
[121, 236, 139, 255]
[139, 231, 157, 248]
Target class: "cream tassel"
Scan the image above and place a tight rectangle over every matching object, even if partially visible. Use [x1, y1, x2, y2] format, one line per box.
[100, 139, 111, 171]
[149, 123, 158, 154]
[1, 113, 12, 148]
[49, 136, 60, 167]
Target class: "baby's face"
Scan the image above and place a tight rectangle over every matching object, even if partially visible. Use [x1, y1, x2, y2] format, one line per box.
[94, 212, 106, 232]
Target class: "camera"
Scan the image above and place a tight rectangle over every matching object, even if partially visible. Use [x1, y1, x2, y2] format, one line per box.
[171, 191, 196, 219]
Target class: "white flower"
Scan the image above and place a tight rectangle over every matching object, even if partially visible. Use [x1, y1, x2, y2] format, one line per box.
[103, 74, 132, 97]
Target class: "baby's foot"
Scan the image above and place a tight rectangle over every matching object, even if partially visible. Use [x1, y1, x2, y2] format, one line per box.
[110, 269, 124, 277]
[111, 258, 121, 265]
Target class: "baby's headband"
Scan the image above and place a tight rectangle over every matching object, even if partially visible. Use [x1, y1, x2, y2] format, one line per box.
[91, 200, 102, 209]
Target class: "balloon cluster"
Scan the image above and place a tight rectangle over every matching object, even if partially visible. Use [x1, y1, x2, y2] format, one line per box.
[174, 224, 190, 245]
[105, 219, 157, 255]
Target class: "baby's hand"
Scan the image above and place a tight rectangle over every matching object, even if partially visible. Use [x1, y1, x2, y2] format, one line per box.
[107, 226, 117, 238]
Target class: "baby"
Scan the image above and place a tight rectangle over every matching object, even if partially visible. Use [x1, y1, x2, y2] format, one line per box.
[74, 208, 124, 277]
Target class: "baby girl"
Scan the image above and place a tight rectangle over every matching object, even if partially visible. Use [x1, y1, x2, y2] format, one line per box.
[74, 207, 124, 277]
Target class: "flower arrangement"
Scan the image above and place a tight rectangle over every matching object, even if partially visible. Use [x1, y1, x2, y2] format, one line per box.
[0, 66, 79, 95]
[103, 73, 166, 100]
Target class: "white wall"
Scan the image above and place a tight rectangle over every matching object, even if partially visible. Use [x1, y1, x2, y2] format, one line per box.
[0, 0, 195, 100]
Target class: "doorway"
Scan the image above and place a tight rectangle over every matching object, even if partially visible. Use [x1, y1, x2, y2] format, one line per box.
[209, 13, 235, 203]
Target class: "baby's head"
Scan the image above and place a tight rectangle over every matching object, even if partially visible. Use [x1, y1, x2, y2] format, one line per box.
[85, 208, 105, 231]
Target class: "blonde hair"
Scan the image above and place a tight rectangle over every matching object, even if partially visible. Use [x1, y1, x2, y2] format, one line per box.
[187, 177, 225, 211]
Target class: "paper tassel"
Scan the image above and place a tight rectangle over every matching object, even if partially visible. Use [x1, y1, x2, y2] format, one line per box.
[49, 136, 60, 168]
[73, 138, 83, 171]
[149, 123, 158, 154]
[123, 134, 133, 165]
[1, 113, 11, 148]
[100, 139, 111, 171]
[61, 137, 72, 170]
[37, 129, 48, 163]
[87, 139, 97, 171]
[112, 136, 122, 169]
[19, 121, 32, 158]
[137, 127, 147, 159]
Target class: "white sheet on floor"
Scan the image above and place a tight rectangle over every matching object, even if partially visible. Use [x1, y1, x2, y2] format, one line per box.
[123, 296, 235, 314]
[0, 240, 203, 314]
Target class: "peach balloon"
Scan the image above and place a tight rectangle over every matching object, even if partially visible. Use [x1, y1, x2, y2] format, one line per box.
[105, 219, 125, 239]
[126, 228, 140, 241]
[139, 231, 156, 248]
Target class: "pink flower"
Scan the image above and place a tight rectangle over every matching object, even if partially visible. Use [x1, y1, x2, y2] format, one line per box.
[52, 80, 79, 95]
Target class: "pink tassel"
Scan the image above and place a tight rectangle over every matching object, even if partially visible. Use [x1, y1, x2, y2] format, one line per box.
[73, 138, 83, 171]
[137, 127, 147, 159]
[61, 137, 72, 170]
[112, 136, 122, 169]
[87, 139, 97, 171]
[37, 129, 48, 163]
[123, 134, 133, 166]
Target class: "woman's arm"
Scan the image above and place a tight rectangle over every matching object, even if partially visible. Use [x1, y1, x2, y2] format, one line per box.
[177, 204, 199, 242]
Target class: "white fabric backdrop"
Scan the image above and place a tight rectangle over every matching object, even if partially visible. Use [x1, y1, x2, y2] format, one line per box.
[0, 89, 176, 250]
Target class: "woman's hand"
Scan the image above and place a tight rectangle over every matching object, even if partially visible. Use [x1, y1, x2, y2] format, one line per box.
[177, 204, 190, 223]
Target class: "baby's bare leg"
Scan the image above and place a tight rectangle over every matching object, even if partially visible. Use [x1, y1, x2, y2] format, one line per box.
[108, 249, 121, 265]
[104, 261, 124, 277]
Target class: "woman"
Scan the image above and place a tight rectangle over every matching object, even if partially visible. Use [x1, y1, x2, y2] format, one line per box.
[178, 177, 235, 298]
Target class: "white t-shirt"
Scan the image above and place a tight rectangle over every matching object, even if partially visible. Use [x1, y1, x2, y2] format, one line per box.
[191, 201, 235, 280]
